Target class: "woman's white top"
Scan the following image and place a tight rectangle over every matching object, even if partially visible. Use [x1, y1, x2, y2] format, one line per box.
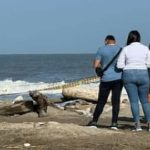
[117, 42, 150, 70]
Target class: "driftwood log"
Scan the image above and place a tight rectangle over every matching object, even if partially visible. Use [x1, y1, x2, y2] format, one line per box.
[62, 86, 128, 103]
[0, 91, 49, 117]
[62, 86, 99, 102]
[0, 101, 34, 116]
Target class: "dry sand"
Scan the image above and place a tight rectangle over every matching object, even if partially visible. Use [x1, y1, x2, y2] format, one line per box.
[0, 101, 150, 150]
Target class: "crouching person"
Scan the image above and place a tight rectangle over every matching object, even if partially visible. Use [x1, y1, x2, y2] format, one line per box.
[29, 91, 48, 117]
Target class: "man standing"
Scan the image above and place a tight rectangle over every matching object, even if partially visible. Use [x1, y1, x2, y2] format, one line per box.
[87, 35, 123, 130]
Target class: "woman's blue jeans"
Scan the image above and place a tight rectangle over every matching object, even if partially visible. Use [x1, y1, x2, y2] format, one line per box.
[123, 69, 150, 122]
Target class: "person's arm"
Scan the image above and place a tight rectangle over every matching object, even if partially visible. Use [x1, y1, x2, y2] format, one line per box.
[94, 48, 101, 69]
[93, 59, 101, 69]
[146, 49, 150, 68]
[117, 49, 126, 69]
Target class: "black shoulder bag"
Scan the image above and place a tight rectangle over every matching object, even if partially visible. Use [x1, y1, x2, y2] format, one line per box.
[95, 48, 122, 78]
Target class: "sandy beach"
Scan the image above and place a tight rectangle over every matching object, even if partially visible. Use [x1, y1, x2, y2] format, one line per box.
[0, 99, 150, 150]
[0, 0, 150, 149]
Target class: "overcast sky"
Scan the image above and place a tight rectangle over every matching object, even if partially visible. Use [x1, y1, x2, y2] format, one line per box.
[0, 0, 149, 54]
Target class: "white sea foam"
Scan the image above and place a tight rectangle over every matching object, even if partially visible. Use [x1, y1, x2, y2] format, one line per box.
[0, 79, 65, 96]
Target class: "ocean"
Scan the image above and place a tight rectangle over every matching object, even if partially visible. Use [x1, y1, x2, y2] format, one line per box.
[0, 54, 97, 100]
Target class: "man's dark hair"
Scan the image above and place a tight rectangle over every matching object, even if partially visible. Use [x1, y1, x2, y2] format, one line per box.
[126, 30, 141, 45]
[105, 35, 115, 41]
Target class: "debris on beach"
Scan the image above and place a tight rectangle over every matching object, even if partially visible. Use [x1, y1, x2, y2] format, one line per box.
[24, 143, 31, 148]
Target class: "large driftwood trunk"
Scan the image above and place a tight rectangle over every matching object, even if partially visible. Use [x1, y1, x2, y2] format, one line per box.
[0, 101, 34, 116]
[62, 86, 99, 102]
[62, 86, 128, 103]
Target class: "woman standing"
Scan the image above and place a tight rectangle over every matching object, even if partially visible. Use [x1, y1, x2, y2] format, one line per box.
[117, 30, 150, 131]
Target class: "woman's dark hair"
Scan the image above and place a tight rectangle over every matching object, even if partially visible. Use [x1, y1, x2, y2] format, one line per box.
[126, 30, 141, 45]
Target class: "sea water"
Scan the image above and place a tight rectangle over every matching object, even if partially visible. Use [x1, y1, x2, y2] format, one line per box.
[0, 54, 96, 100]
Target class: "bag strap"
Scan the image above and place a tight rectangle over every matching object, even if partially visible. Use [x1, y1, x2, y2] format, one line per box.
[103, 48, 122, 72]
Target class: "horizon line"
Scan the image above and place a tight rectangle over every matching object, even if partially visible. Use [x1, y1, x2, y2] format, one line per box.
[0, 53, 95, 55]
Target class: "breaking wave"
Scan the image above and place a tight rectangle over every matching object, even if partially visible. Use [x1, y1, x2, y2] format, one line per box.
[0, 79, 65, 99]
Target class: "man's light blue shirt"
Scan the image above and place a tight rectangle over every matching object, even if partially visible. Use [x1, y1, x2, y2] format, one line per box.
[96, 44, 122, 82]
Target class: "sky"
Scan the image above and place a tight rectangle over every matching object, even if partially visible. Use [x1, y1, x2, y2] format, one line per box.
[0, 0, 150, 54]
